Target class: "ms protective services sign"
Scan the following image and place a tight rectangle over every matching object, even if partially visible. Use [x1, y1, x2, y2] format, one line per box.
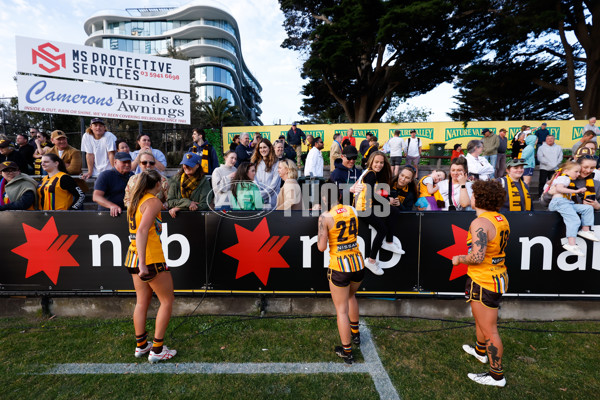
[16, 36, 189, 92]
[17, 75, 190, 124]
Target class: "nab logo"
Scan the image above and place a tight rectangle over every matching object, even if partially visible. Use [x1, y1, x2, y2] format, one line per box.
[11, 217, 79, 284]
[32, 42, 66, 74]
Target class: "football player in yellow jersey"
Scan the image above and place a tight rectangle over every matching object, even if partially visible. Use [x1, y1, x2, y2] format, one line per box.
[317, 188, 365, 364]
[126, 170, 176, 363]
[452, 180, 509, 387]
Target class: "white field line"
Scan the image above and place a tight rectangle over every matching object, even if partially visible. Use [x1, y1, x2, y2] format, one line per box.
[39, 320, 400, 400]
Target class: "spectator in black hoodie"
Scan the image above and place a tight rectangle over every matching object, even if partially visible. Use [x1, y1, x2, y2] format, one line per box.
[330, 146, 362, 204]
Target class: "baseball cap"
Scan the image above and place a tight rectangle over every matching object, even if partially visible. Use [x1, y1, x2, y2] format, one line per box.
[292, 122, 297, 126]
[0, 161, 19, 171]
[0, 139, 13, 148]
[51, 130, 67, 140]
[180, 152, 201, 167]
[481, 128, 491, 134]
[114, 152, 132, 162]
[90, 117, 105, 125]
[342, 145, 358, 158]
[506, 158, 527, 168]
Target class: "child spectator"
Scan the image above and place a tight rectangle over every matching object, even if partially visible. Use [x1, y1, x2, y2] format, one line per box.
[451, 144, 464, 162]
[546, 161, 599, 256]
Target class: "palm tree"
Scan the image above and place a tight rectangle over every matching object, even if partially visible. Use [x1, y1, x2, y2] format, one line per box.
[200, 96, 243, 128]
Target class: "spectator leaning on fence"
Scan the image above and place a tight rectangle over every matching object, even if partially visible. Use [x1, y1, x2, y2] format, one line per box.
[0, 161, 38, 211]
[0, 139, 28, 174]
[189, 128, 219, 175]
[81, 118, 116, 179]
[497, 158, 532, 213]
[211, 151, 237, 210]
[389, 165, 418, 211]
[167, 153, 211, 218]
[38, 153, 85, 210]
[231, 161, 263, 210]
[93, 152, 134, 217]
[466, 140, 495, 181]
[537, 135, 563, 197]
[276, 159, 302, 211]
[124, 151, 169, 210]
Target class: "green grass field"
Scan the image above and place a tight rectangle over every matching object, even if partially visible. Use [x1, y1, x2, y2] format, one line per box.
[1, 314, 599, 399]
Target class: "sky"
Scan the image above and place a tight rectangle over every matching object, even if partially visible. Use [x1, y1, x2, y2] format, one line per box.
[0, 0, 455, 125]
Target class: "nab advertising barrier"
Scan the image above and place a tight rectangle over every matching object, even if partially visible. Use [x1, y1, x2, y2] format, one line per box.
[15, 36, 190, 124]
[1, 211, 599, 297]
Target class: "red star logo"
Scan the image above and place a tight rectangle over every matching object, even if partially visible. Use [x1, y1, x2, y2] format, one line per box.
[223, 218, 290, 285]
[11, 217, 79, 284]
[436, 224, 469, 280]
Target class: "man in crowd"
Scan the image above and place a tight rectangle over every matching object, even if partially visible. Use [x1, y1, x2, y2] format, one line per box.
[330, 133, 343, 171]
[235, 132, 253, 167]
[572, 130, 596, 155]
[342, 128, 356, 147]
[359, 132, 373, 156]
[278, 134, 297, 160]
[330, 145, 361, 203]
[496, 128, 508, 178]
[189, 128, 219, 175]
[81, 118, 116, 179]
[404, 129, 422, 172]
[304, 136, 324, 178]
[536, 135, 563, 197]
[15, 133, 34, 172]
[481, 128, 499, 178]
[287, 122, 306, 165]
[0, 139, 28, 173]
[535, 122, 550, 149]
[92, 152, 133, 217]
[48, 130, 82, 175]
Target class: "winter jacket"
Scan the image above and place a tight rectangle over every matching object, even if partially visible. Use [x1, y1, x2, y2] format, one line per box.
[521, 135, 538, 169]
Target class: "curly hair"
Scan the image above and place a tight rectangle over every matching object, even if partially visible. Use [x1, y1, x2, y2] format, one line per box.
[471, 180, 505, 211]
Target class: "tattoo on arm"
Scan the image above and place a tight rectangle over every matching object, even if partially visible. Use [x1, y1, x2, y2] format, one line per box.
[318, 215, 327, 241]
[471, 227, 487, 264]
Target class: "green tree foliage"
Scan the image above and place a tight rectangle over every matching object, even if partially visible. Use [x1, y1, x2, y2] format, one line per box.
[454, 0, 599, 120]
[384, 98, 432, 123]
[198, 96, 244, 128]
[449, 59, 572, 121]
[279, 0, 486, 123]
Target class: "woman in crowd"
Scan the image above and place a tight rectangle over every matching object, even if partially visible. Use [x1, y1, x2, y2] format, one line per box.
[124, 151, 169, 209]
[33, 130, 52, 175]
[352, 151, 402, 275]
[276, 159, 302, 210]
[511, 125, 529, 159]
[437, 157, 473, 211]
[167, 152, 211, 218]
[520, 135, 538, 186]
[231, 162, 262, 210]
[131, 133, 167, 173]
[465, 140, 495, 181]
[540, 155, 600, 210]
[38, 153, 85, 210]
[497, 159, 532, 212]
[211, 151, 237, 210]
[0, 161, 38, 211]
[361, 136, 379, 169]
[317, 186, 365, 364]
[389, 165, 418, 211]
[452, 180, 509, 387]
[116, 139, 132, 155]
[125, 169, 176, 363]
[251, 139, 281, 209]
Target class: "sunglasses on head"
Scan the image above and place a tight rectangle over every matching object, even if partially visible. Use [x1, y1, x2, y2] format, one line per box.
[141, 160, 156, 166]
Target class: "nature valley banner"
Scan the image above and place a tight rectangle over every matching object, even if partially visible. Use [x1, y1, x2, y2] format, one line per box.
[224, 121, 587, 152]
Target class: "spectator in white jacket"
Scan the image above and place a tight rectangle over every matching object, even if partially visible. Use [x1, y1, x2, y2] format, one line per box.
[536, 135, 563, 196]
[465, 140, 495, 181]
[251, 139, 281, 209]
[211, 151, 237, 210]
[304, 136, 324, 178]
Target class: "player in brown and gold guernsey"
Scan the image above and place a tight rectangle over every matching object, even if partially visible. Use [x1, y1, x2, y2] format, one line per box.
[317, 186, 365, 364]
[125, 169, 176, 363]
[452, 180, 510, 387]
